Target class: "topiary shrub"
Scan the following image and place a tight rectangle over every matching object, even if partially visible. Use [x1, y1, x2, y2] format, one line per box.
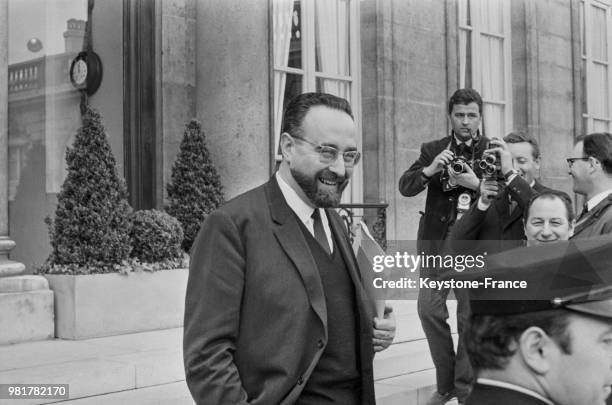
[42, 106, 132, 274]
[166, 119, 224, 252]
[131, 209, 183, 263]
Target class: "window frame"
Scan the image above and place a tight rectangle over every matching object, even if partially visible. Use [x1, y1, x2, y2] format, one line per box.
[270, 0, 363, 203]
[581, 0, 612, 133]
[457, 0, 513, 137]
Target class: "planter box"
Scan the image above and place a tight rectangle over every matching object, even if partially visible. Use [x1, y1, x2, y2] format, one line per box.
[45, 269, 188, 340]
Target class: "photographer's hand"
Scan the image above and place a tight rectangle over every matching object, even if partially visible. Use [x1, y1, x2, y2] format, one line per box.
[478, 179, 499, 210]
[449, 164, 479, 190]
[422, 150, 455, 178]
[484, 138, 513, 174]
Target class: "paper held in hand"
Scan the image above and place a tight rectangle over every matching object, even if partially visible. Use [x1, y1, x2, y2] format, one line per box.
[351, 220, 386, 319]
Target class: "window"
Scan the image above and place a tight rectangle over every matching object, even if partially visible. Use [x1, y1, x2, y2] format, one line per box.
[581, 0, 612, 132]
[272, 0, 362, 202]
[458, 0, 512, 138]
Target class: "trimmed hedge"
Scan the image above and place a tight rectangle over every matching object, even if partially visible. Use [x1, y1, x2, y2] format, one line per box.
[44, 106, 132, 270]
[166, 119, 224, 252]
[131, 209, 183, 263]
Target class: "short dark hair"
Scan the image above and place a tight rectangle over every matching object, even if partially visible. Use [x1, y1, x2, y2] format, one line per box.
[281, 92, 354, 138]
[466, 309, 572, 371]
[504, 131, 540, 159]
[576, 132, 612, 174]
[448, 88, 483, 115]
[523, 191, 574, 223]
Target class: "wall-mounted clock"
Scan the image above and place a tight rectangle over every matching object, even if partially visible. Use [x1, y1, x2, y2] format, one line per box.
[69, 51, 103, 96]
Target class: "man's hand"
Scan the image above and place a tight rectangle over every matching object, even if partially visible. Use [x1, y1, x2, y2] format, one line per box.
[422, 150, 455, 178]
[448, 163, 479, 190]
[373, 305, 396, 353]
[478, 179, 500, 209]
[484, 137, 513, 174]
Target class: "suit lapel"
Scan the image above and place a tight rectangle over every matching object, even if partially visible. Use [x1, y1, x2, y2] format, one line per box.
[574, 195, 612, 236]
[266, 178, 327, 331]
[327, 211, 363, 290]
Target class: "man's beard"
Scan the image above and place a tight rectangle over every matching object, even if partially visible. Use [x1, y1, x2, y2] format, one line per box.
[291, 167, 349, 207]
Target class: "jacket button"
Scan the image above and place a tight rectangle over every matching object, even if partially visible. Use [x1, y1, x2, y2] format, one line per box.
[297, 377, 304, 385]
[317, 339, 324, 349]
[440, 216, 447, 223]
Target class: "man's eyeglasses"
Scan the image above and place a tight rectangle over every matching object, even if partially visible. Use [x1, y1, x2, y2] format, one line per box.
[292, 136, 361, 167]
[566, 157, 590, 167]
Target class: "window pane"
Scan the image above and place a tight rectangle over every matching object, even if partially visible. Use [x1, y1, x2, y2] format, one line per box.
[591, 5, 608, 61]
[276, 73, 303, 156]
[458, 0, 471, 26]
[314, 0, 351, 76]
[483, 104, 504, 139]
[592, 63, 609, 117]
[316, 78, 351, 100]
[594, 118, 610, 132]
[584, 116, 591, 133]
[8, 0, 87, 269]
[288, 1, 302, 69]
[481, 0, 503, 35]
[273, 0, 301, 69]
[581, 1, 586, 57]
[480, 36, 505, 100]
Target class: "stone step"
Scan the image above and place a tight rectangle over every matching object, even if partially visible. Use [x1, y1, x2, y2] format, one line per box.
[0, 329, 184, 404]
[0, 300, 465, 404]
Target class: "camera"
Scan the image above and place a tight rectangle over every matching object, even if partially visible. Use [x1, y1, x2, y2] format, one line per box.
[448, 156, 469, 176]
[478, 152, 501, 180]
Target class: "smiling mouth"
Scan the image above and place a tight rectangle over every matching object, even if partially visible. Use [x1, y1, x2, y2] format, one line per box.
[319, 177, 338, 186]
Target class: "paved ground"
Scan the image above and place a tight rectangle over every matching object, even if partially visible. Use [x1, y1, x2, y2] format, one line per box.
[0, 301, 461, 405]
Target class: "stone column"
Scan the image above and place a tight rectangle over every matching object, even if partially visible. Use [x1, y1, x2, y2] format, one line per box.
[0, 0, 54, 344]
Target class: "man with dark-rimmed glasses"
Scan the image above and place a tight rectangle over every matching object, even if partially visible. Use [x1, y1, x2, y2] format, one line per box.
[567, 132, 612, 239]
[184, 92, 395, 405]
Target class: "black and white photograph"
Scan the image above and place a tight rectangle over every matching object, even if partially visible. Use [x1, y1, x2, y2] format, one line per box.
[2, 1, 612, 405]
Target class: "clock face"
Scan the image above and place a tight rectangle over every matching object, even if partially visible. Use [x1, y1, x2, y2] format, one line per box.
[72, 59, 88, 86]
[69, 51, 102, 95]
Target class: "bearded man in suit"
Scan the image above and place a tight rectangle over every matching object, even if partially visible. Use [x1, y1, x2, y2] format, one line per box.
[183, 92, 395, 405]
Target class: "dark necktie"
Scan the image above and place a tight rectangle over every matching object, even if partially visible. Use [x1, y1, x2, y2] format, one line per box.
[457, 143, 468, 157]
[508, 196, 518, 216]
[577, 203, 589, 222]
[312, 209, 330, 255]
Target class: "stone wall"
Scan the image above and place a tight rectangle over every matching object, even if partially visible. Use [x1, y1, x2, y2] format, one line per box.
[161, 0, 197, 204]
[195, 0, 271, 199]
[361, 0, 450, 241]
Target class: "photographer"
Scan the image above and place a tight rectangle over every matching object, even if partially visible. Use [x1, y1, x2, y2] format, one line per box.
[398, 88, 489, 405]
[449, 132, 564, 252]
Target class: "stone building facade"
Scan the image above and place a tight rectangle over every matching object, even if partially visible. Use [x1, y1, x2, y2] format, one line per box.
[0, 0, 606, 272]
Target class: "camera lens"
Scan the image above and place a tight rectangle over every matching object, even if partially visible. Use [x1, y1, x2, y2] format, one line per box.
[451, 161, 464, 174]
[484, 154, 496, 165]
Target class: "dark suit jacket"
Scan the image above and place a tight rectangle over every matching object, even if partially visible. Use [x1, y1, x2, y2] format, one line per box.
[572, 193, 612, 239]
[465, 383, 553, 405]
[448, 178, 557, 253]
[399, 135, 489, 251]
[183, 177, 375, 405]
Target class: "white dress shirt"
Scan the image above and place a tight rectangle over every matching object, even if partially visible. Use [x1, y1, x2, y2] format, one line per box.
[276, 172, 334, 253]
[586, 188, 612, 212]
